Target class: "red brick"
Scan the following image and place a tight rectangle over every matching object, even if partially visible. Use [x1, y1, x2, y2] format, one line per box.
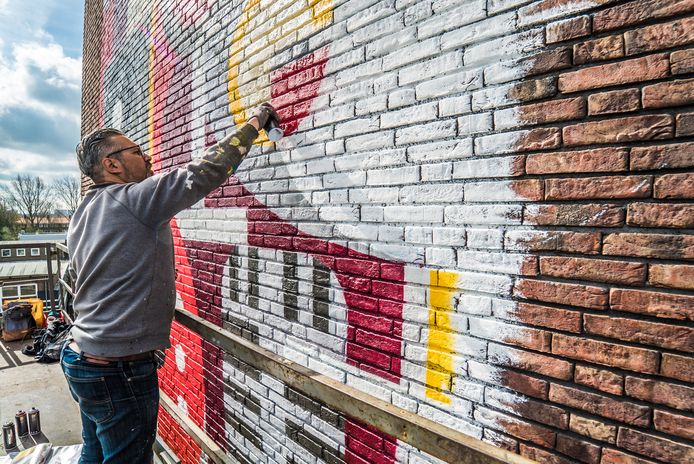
[575, 365, 624, 396]
[474, 406, 556, 448]
[661, 353, 694, 383]
[556, 434, 601, 464]
[618, 427, 694, 463]
[545, 175, 652, 200]
[574, 35, 624, 64]
[650, 264, 694, 291]
[515, 127, 562, 152]
[512, 97, 585, 128]
[488, 343, 573, 380]
[497, 302, 582, 333]
[630, 142, 694, 170]
[610, 288, 694, 321]
[546, 15, 591, 44]
[570, 414, 617, 444]
[558, 54, 669, 93]
[584, 314, 694, 351]
[540, 256, 646, 285]
[520, 443, 574, 464]
[527, 148, 629, 174]
[485, 387, 568, 429]
[671, 48, 694, 74]
[642, 78, 694, 109]
[600, 448, 661, 464]
[508, 76, 558, 102]
[505, 230, 602, 254]
[514, 279, 608, 310]
[628, 203, 694, 228]
[549, 384, 650, 427]
[524, 48, 573, 77]
[563, 115, 673, 146]
[625, 16, 694, 55]
[626, 377, 694, 411]
[657, 174, 694, 200]
[498, 369, 550, 400]
[594, 0, 694, 32]
[654, 410, 694, 441]
[603, 233, 694, 260]
[525, 204, 625, 227]
[588, 89, 640, 115]
[677, 112, 694, 137]
[354, 330, 400, 355]
[552, 334, 659, 374]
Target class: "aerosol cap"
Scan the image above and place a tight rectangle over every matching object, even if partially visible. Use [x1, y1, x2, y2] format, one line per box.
[264, 117, 284, 142]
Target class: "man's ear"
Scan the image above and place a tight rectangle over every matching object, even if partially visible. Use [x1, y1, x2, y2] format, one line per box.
[101, 156, 123, 176]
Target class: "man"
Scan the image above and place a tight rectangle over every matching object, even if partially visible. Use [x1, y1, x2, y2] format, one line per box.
[60, 103, 279, 464]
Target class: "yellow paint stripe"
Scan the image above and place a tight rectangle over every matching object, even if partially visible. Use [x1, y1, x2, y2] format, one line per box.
[425, 270, 459, 404]
[227, 0, 334, 132]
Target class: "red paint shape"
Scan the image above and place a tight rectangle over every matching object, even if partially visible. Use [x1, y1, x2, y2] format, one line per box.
[270, 46, 329, 136]
[158, 408, 203, 464]
[345, 418, 397, 464]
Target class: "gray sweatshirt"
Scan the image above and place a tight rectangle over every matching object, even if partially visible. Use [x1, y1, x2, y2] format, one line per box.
[67, 124, 258, 357]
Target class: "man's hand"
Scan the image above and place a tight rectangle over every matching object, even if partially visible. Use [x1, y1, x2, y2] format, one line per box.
[248, 103, 280, 131]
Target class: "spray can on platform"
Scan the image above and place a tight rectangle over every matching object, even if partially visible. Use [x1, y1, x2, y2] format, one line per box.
[28, 407, 41, 435]
[2, 420, 17, 450]
[15, 410, 28, 437]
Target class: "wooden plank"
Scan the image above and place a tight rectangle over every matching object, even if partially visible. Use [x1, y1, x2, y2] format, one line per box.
[174, 309, 536, 464]
[159, 391, 239, 464]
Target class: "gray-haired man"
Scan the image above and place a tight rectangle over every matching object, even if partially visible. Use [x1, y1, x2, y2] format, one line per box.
[60, 103, 278, 464]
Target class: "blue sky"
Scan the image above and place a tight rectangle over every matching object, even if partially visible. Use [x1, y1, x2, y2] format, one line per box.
[0, 0, 84, 187]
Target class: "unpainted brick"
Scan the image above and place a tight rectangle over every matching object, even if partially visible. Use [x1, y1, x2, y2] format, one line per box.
[625, 377, 694, 411]
[574, 365, 623, 396]
[569, 414, 617, 444]
[609, 287, 694, 321]
[545, 175, 652, 200]
[671, 48, 694, 74]
[584, 313, 694, 351]
[642, 78, 694, 109]
[654, 410, 694, 441]
[526, 148, 629, 174]
[661, 353, 694, 383]
[603, 233, 694, 261]
[588, 89, 640, 115]
[540, 256, 647, 285]
[563, 115, 673, 146]
[624, 16, 694, 55]
[628, 203, 694, 228]
[558, 54, 669, 93]
[552, 334, 660, 374]
[676, 112, 694, 137]
[573, 34, 624, 65]
[630, 142, 694, 170]
[649, 264, 694, 290]
[593, 0, 694, 32]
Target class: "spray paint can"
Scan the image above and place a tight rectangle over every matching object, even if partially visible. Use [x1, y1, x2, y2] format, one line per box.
[264, 117, 284, 142]
[28, 407, 41, 435]
[15, 410, 29, 437]
[2, 421, 16, 450]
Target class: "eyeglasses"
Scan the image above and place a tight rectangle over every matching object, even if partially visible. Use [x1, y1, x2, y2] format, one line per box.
[104, 145, 149, 160]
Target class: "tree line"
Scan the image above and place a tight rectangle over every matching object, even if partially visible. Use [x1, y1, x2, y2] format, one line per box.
[0, 174, 81, 240]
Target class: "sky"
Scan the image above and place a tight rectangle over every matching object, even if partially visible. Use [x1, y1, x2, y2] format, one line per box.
[0, 0, 84, 189]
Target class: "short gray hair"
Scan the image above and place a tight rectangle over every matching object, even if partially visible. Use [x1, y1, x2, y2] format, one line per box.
[76, 128, 124, 180]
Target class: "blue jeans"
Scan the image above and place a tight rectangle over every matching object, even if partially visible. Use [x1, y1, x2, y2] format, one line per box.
[60, 344, 159, 464]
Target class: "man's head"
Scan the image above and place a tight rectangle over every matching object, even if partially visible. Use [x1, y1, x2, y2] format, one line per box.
[76, 128, 154, 183]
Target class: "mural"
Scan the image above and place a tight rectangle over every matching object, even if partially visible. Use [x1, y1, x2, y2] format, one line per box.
[88, 0, 694, 463]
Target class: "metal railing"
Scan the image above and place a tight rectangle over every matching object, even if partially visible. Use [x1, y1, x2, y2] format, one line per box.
[54, 244, 536, 464]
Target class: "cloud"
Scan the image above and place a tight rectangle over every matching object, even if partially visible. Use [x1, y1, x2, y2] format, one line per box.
[0, 1, 83, 189]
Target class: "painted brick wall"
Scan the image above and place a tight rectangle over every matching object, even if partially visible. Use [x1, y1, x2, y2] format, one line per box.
[81, 1, 694, 463]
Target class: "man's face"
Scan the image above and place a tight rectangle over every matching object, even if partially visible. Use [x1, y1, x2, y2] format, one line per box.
[104, 135, 154, 182]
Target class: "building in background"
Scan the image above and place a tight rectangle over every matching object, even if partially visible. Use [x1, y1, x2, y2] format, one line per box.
[0, 241, 62, 308]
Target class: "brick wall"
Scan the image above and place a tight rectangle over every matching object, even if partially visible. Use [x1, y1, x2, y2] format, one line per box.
[81, 0, 694, 463]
